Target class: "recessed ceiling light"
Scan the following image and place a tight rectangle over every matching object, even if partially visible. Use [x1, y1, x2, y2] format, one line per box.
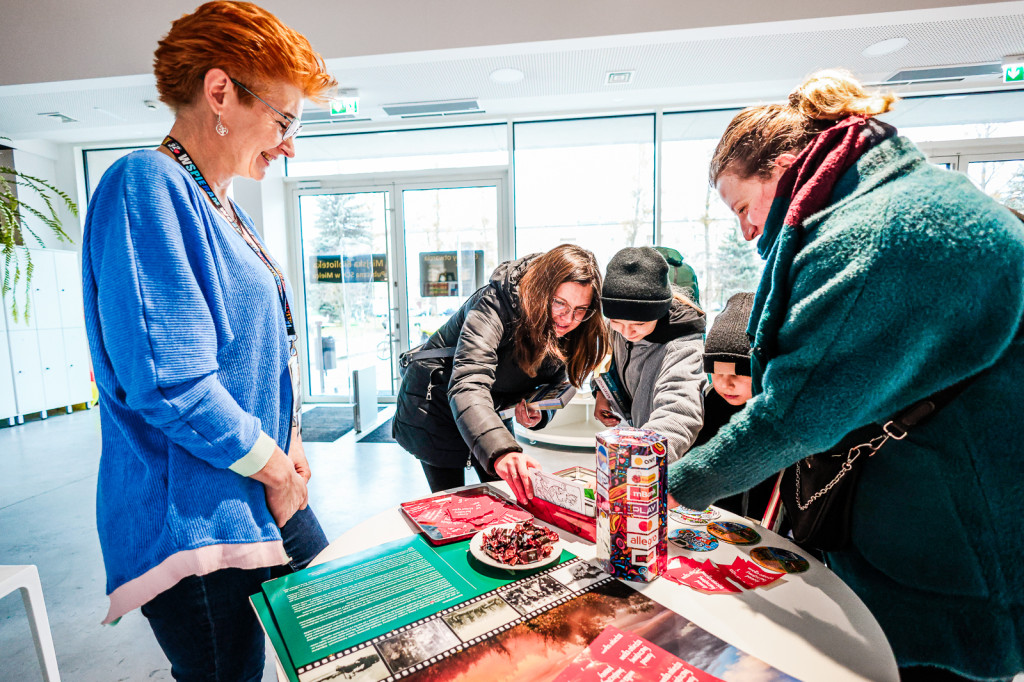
[93, 106, 125, 121]
[862, 37, 909, 57]
[490, 68, 524, 84]
[37, 111, 77, 124]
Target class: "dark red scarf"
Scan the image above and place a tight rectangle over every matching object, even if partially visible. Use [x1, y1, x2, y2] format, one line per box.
[749, 115, 896, 390]
[776, 115, 896, 228]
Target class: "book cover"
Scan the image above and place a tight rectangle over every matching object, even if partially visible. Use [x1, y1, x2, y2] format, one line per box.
[498, 381, 576, 419]
[593, 371, 631, 422]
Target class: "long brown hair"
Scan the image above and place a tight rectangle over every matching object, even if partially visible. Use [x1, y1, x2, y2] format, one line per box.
[513, 245, 607, 387]
[709, 69, 897, 184]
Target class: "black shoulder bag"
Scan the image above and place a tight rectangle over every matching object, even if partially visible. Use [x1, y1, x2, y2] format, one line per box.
[398, 344, 456, 378]
[780, 374, 981, 551]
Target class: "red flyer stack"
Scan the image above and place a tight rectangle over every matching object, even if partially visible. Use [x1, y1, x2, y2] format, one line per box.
[400, 484, 533, 545]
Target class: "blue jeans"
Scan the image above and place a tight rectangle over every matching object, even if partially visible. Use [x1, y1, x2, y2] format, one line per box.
[141, 506, 328, 681]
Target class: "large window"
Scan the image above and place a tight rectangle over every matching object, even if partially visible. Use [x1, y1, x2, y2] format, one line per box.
[513, 115, 654, 266]
[83, 145, 154, 203]
[287, 125, 507, 176]
[661, 110, 756, 316]
[888, 90, 1024, 145]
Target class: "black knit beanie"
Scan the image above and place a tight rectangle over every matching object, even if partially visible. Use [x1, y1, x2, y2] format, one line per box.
[601, 247, 673, 322]
[703, 292, 754, 375]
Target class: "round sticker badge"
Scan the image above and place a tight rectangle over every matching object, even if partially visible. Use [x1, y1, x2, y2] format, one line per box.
[669, 506, 721, 526]
[669, 528, 719, 552]
[749, 547, 810, 574]
[706, 521, 761, 545]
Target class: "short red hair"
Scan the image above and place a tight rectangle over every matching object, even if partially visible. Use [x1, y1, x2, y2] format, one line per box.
[154, 1, 336, 110]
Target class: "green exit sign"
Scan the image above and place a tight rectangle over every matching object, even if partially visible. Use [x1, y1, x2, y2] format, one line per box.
[330, 98, 359, 116]
[1005, 64, 1024, 83]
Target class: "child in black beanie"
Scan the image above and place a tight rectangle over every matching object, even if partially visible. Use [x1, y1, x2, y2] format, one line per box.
[695, 292, 781, 524]
[596, 247, 706, 465]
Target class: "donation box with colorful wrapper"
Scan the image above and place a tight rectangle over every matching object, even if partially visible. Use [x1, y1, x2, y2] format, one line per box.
[595, 427, 668, 582]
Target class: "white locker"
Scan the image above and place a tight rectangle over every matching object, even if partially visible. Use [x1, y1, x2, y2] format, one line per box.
[0, 324, 16, 425]
[3, 249, 36, 332]
[63, 327, 93, 406]
[54, 251, 85, 328]
[37, 331, 70, 409]
[8, 329, 46, 415]
[2, 247, 92, 422]
[30, 250, 62, 330]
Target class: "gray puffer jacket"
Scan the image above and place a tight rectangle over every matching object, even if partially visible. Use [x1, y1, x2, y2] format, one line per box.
[393, 255, 565, 471]
[610, 294, 706, 462]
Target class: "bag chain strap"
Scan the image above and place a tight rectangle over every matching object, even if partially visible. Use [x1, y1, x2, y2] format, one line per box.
[794, 421, 906, 511]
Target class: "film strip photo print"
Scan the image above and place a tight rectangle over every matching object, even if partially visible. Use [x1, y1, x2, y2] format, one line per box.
[295, 558, 611, 682]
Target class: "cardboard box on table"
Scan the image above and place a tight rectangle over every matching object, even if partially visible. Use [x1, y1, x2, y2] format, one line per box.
[524, 466, 597, 542]
[595, 428, 668, 582]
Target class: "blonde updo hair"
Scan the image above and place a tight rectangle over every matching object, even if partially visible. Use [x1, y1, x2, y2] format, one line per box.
[709, 69, 897, 184]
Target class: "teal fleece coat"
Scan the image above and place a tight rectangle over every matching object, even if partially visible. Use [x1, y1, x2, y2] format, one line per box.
[667, 136, 1024, 679]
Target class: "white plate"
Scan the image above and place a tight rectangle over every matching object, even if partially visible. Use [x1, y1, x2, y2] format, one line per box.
[469, 522, 563, 571]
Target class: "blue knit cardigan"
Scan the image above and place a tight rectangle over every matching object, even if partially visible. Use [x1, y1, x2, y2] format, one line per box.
[667, 136, 1024, 678]
[82, 150, 293, 621]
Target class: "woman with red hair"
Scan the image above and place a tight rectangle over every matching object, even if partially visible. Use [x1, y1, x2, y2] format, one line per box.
[81, 2, 336, 678]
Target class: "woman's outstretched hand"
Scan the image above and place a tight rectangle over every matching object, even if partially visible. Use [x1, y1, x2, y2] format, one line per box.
[494, 451, 540, 504]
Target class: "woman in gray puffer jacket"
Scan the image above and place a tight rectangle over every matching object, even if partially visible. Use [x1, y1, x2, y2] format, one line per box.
[594, 247, 707, 463]
[394, 245, 607, 502]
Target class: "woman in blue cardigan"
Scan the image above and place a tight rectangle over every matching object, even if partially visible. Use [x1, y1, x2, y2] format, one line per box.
[667, 70, 1024, 681]
[82, 2, 336, 678]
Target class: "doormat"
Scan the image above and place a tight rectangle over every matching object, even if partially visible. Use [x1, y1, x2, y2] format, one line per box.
[358, 417, 397, 444]
[300, 406, 386, 443]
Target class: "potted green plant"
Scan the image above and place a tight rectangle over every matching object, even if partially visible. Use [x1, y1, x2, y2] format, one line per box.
[0, 141, 78, 322]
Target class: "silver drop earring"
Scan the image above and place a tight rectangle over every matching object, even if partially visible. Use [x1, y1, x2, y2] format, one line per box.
[215, 113, 229, 136]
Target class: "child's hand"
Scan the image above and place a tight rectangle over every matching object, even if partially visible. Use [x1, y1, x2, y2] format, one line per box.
[594, 393, 621, 427]
[515, 399, 542, 428]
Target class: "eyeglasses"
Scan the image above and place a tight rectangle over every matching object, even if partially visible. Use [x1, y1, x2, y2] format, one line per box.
[551, 296, 596, 322]
[230, 78, 302, 140]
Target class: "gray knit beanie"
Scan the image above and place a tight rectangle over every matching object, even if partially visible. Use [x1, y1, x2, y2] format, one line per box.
[703, 292, 754, 375]
[601, 247, 673, 322]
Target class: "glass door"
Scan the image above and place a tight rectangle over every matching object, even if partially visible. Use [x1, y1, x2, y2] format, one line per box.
[400, 184, 502, 352]
[297, 190, 393, 400]
[963, 154, 1024, 210]
[292, 172, 508, 400]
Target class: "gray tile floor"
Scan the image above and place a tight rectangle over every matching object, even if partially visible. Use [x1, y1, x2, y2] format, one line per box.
[0, 406, 595, 681]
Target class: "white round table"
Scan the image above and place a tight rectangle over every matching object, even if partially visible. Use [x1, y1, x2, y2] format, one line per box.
[313, 485, 898, 682]
[513, 393, 604, 448]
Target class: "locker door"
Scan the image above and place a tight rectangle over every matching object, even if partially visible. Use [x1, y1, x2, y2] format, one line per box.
[0, 332, 17, 421]
[37, 330, 70, 409]
[29, 250, 62, 330]
[3, 249, 36, 331]
[53, 251, 85, 328]
[8, 329, 46, 414]
[63, 327, 93, 405]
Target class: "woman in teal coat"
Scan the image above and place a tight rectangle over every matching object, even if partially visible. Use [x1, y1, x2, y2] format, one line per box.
[667, 69, 1024, 681]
